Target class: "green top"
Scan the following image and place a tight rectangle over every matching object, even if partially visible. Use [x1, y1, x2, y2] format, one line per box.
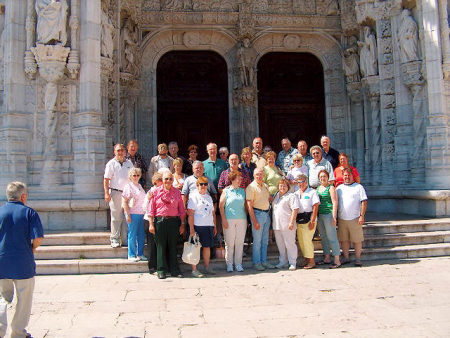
[317, 185, 333, 215]
[263, 165, 283, 195]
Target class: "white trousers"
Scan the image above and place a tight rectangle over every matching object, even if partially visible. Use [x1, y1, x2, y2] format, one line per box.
[223, 219, 247, 266]
[109, 190, 128, 245]
[0, 277, 35, 338]
[274, 228, 298, 265]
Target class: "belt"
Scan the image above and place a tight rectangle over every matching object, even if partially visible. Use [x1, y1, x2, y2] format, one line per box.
[253, 207, 270, 212]
[110, 188, 123, 192]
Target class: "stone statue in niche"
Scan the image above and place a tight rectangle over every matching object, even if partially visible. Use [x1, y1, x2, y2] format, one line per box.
[121, 18, 139, 76]
[398, 8, 419, 63]
[35, 0, 69, 46]
[343, 37, 360, 83]
[237, 38, 255, 88]
[317, 0, 339, 15]
[358, 26, 378, 77]
[101, 2, 115, 59]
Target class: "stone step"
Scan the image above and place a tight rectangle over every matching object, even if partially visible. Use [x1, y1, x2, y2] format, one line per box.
[35, 245, 127, 260]
[363, 231, 450, 248]
[363, 219, 450, 235]
[41, 231, 110, 246]
[35, 243, 450, 275]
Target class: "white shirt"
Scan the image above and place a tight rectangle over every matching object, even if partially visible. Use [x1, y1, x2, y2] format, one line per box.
[187, 190, 215, 227]
[272, 192, 300, 231]
[307, 158, 335, 188]
[294, 187, 320, 213]
[104, 158, 134, 190]
[286, 166, 309, 181]
[336, 183, 368, 220]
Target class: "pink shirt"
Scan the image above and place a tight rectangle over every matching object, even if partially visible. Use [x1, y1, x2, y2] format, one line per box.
[148, 185, 186, 218]
[122, 182, 146, 215]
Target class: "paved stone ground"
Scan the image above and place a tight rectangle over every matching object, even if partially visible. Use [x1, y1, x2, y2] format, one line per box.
[4, 257, 450, 337]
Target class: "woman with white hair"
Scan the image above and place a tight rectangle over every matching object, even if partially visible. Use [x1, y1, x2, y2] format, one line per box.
[122, 167, 147, 262]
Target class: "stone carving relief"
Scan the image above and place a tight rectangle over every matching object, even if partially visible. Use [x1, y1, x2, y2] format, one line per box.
[236, 38, 255, 89]
[101, 0, 115, 59]
[343, 37, 360, 83]
[317, 0, 339, 15]
[339, 0, 359, 35]
[162, 0, 193, 10]
[120, 18, 140, 78]
[398, 9, 419, 64]
[35, 0, 68, 46]
[252, 0, 269, 13]
[283, 34, 301, 50]
[358, 26, 378, 77]
[293, 0, 316, 15]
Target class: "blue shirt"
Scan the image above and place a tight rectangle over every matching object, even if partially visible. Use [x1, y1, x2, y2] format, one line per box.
[276, 148, 299, 175]
[224, 187, 247, 220]
[0, 201, 44, 279]
[203, 158, 228, 189]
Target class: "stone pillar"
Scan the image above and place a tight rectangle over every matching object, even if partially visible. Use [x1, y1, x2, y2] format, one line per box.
[438, 0, 450, 79]
[0, 0, 30, 192]
[347, 82, 365, 180]
[421, 0, 450, 188]
[375, 16, 397, 186]
[73, 0, 106, 197]
[362, 76, 381, 184]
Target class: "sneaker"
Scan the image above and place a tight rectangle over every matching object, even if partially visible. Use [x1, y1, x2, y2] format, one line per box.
[111, 241, 120, 248]
[204, 266, 216, 275]
[235, 264, 244, 272]
[128, 256, 139, 262]
[254, 263, 265, 271]
[192, 270, 205, 278]
[226, 264, 234, 272]
[262, 262, 276, 269]
[137, 256, 148, 262]
[275, 262, 288, 269]
[288, 264, 296, 271]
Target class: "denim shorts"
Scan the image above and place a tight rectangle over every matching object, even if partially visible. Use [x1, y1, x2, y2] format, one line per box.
[194, 225, 214, 247]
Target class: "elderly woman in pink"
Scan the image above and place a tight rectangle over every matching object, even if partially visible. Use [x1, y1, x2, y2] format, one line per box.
[122, 167, 147, 262]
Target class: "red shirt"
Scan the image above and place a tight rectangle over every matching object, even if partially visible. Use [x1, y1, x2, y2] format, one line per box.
[334, 166, 360, 187]
[217, 168, 252, 190]
[148, 185, 186, 218]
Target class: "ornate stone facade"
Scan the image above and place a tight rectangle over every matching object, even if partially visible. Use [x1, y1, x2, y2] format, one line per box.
[0, 0, 448, 229]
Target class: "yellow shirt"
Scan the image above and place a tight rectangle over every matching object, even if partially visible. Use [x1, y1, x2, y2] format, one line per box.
[245, 180, 270, 210]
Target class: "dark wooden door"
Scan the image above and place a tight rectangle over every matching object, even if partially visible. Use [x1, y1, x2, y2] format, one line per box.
[257, 52, 326, 153]
[157, 51, 229, 160]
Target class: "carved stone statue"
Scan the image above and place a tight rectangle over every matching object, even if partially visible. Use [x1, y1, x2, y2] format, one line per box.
[121, 18, 139, 77]
[358, 26, 378, 77]
[398, 9, 419, 63]
[101, 6, 115, 58]
[237, 38, 254, 88]
[343, 39, 360, 83]
[35, 0, 68, 46]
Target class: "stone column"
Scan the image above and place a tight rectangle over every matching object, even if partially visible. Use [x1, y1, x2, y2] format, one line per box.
[421, 0, 450, 188]
[438, 0, 450, 79]
[362, 76, 381, 184]
[0, 0, 30, 192]
[24, 0, 37, 79]
[67, 0, 80, 79]
[73, 0, 106, 197]
[347, 82, 365, 180]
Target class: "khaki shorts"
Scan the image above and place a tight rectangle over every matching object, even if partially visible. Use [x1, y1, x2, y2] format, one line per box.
[337, 218, 364, 243]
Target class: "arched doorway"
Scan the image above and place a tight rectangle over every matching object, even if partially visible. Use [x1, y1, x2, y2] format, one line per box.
[157, 51, 229, 159]
[257, 52, 326, 152]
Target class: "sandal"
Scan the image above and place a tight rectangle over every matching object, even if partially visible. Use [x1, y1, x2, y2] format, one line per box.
[303, 264, 316, 269]
[329, 263, 341, 269]
[317, 260, 331, 265]
[354, 260, 363, 267]
[341, 257, 351, 265]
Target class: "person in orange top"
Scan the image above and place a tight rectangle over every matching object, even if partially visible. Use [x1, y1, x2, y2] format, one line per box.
[334, 153, 360, 187]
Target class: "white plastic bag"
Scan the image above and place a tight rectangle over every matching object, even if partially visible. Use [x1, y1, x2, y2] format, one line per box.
[182, 233, 202, 265]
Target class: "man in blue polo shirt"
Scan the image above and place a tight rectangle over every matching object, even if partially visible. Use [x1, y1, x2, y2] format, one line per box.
[203, 143, 228, 190]
[0, 181, 44, 338]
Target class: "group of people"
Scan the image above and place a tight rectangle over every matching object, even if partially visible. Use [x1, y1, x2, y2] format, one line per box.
[103, 136, 368, 279]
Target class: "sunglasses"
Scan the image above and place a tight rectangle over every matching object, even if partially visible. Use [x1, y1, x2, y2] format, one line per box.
[132, 174, 140, 177]
[297, 180, 306, 183]
[163, 177, 173, 181]
[199, 183, 208, 186]
[293, 160, 302, 162]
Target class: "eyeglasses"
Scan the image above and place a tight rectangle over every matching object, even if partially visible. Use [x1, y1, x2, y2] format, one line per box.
[132, 174, 140, 177]
[199, 183, 208, 186]
[297, 180, 306, 183]
[163, 177, 173, 181]
[312, 152, 320, 155]
[219, 153, 227, 155]
[293, 160, 301, 163]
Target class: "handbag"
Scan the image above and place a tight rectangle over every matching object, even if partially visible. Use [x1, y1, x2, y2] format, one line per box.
[296, 211, 312, 224]
[182, 234, 202, 265]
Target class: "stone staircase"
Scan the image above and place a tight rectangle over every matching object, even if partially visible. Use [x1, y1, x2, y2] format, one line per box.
[35, 214, 450, 275]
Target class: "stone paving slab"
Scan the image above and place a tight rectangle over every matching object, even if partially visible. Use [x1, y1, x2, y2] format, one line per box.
[4, 257, 450, 337]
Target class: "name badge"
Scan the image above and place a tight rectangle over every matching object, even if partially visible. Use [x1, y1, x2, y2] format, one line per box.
[304, 196, 310, 199]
